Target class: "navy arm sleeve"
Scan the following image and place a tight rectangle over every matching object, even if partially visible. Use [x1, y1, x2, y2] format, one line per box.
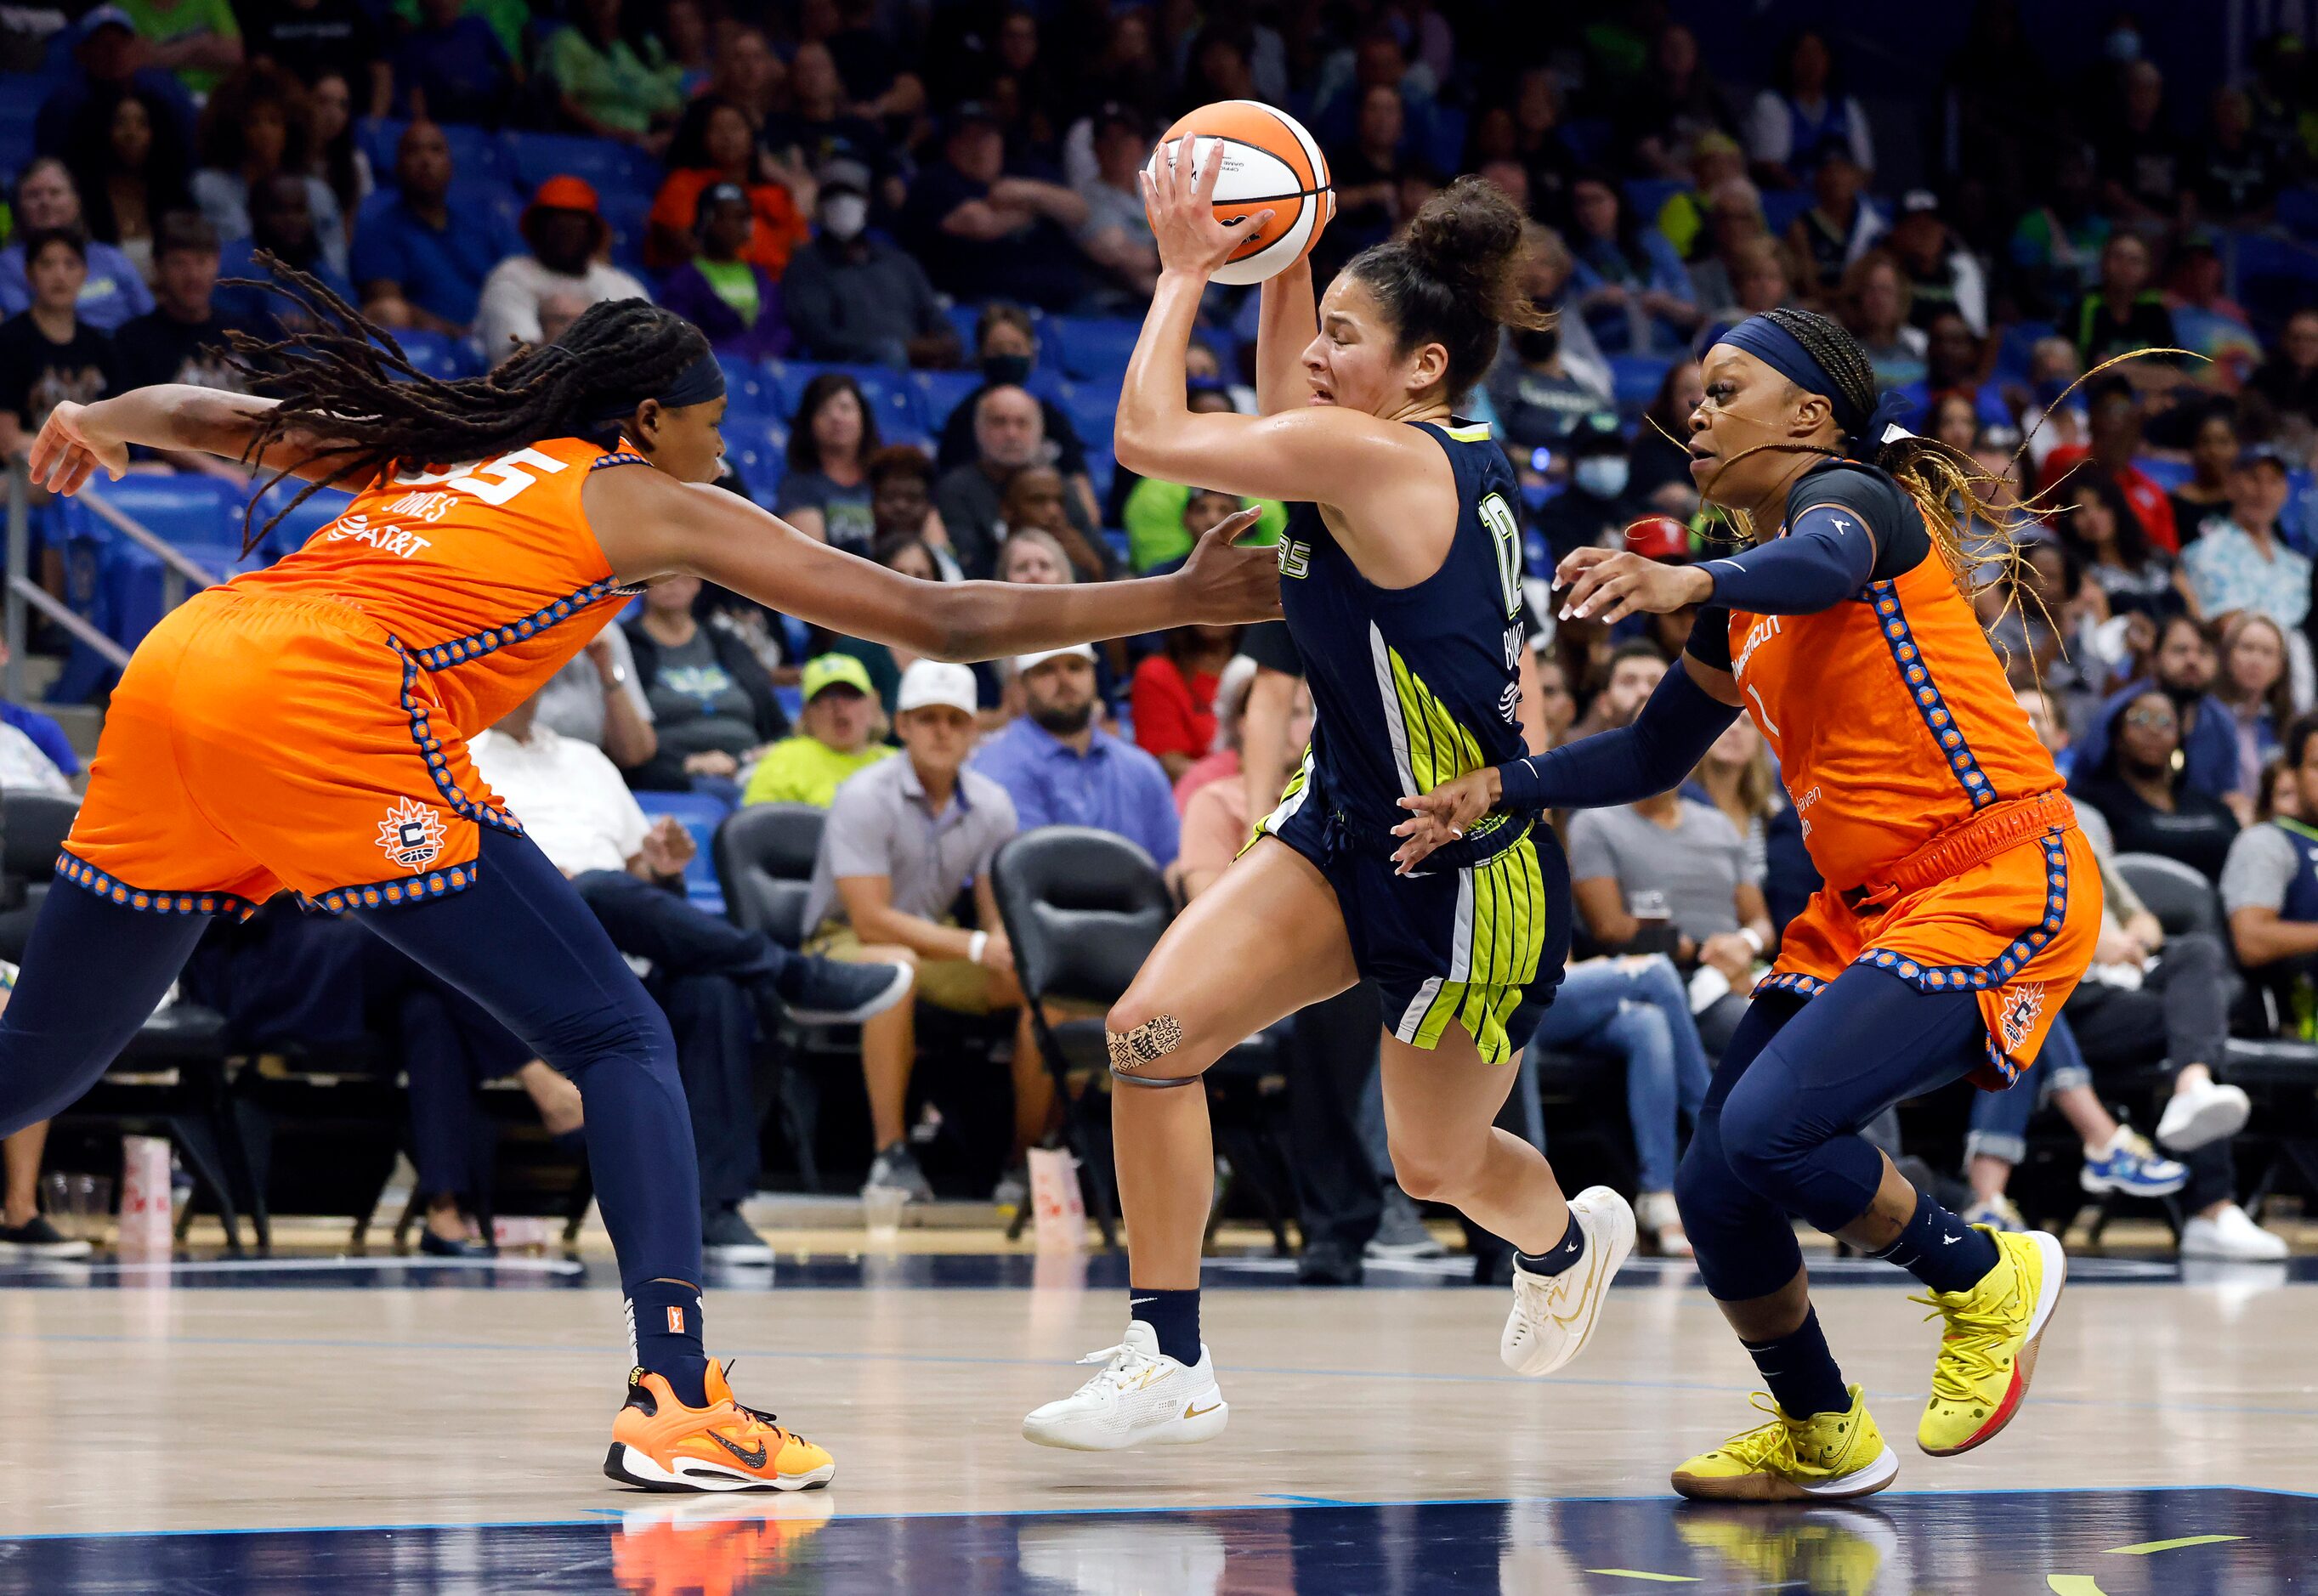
[1699, 501, 1877, 614]
[1497, 659, 1740, 813]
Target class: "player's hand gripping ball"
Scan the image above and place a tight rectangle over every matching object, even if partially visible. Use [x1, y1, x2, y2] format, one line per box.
[1143, 100, 1335, 286]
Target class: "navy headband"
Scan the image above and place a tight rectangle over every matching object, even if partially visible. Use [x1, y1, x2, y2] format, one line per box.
[571, 345, 727, 425]
[1715, 314, 1910, 459]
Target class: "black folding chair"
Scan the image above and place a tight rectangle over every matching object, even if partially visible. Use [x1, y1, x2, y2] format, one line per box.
[992, 826, 1295, 1254]
[712, 802, 832, 1189]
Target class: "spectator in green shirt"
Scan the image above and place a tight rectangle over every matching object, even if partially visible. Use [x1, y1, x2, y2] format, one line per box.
[118, 0, 241, 96]
[743, 654, 893, 808]
[1123, 405, 1286, 576]
[546, 0, 683, 147]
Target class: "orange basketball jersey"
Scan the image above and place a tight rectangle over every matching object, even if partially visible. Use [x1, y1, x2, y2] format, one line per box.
[1725, 543, 2062, 894]
[62, 438, 642, 914]
[1722, 505, 2099, 1085]
[231, 436, 639, 734]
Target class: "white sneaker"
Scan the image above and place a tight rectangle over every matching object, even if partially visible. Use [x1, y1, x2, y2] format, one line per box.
[2179, 1203, 2290, 1262]
[1634, 1190, 1692, 1257]
[1021, 1320, 1229, 1452]
[1501, 1186, 1635, 1377]
[2156, 1078, 2252, 1152]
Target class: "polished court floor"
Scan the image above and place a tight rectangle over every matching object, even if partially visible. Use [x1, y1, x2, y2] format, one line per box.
[3, 1243, 2315, 1593]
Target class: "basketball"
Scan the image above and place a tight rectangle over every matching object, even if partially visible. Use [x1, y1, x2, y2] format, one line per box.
[1146, 100, 1335, 286]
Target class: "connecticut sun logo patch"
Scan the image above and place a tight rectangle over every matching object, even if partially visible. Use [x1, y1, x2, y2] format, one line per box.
[377, 797, 447, 871]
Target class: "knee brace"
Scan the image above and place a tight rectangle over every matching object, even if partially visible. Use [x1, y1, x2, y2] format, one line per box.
[1107, 1014, 1200, 1089]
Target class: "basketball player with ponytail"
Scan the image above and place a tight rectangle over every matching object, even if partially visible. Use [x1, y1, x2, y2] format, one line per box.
[1396, 307, 2101, 1499]
[16, 271, 1277, 1491]
[1022, 149, 1635, 1455]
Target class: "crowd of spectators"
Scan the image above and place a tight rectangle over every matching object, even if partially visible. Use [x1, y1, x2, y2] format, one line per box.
[5, 1, 2318, 1267]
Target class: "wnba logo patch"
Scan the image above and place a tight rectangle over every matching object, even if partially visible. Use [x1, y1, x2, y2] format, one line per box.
[1998, 982, 2046, 1053]
[377, 798, 447, 871]
[666, 1306, 685, 1334]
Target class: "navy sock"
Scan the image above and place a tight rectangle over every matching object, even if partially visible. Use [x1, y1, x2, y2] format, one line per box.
[1514, 1211, 1587, 1277]
[1741, 1306, 1850, 1419]
[629, 1278, 710, 1406]
[1872, 1187, 2000, 1293]
[1130, 1286, 1201, 1366]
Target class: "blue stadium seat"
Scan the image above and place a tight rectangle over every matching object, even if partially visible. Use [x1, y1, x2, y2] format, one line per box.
[1624, 178, 1687, 224]
[1051, 316, 1142, 382]
[1060, 381, 1119, 502]
[722, 412, 791, 507]
[593, 184, 654, 271]
[1993, 319, 2057, 383]
[944, 302, 1060, 375]
[2231, 232, 2318, 327]
[82, 477, 246, 549]
[1608, 354, 1673, 413]
[1560, 117, 1613, 167]
[633, 790, 731, 915]
[914, 369, 982, 436]
[720, 355, 781, 416]
[2134, 456, 2192, 493]
[0, 75, 41, 177]
[2280, 188, 2318, 242]
[1760, 190, 1813, 236]
[390, 327, 483, 381]
[1426, 105, 1467, 174]
[506, 131, 660, 198]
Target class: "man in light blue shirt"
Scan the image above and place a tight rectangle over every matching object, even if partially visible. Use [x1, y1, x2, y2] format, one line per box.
[971, 644, 1180, 868]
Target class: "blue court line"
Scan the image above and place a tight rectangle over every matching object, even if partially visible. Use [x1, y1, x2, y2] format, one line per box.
[12, 1328, 2318, 1423]
[3, 1482, 2306, 1545]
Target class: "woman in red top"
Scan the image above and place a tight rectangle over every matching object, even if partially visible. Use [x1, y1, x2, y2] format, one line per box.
[14, 272, 1274, 1492]
[1130, 620, 1239, 781]
[644, 95, 813, 275]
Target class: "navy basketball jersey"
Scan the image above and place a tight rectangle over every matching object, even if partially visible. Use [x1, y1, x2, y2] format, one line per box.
[1273, 419, 1528, 844]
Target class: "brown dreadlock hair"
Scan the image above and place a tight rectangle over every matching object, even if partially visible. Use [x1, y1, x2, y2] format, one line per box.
[218, 256, 714, 555]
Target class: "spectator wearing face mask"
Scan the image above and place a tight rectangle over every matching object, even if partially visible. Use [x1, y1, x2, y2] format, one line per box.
[1533, 410, 1646, 563]
[935, 303, 1101, 531]
[780, 159, 957, 369]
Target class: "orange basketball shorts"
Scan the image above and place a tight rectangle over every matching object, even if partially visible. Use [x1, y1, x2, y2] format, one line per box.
[1754, 819, 2102, 1088]
[60, 587, 519, 917]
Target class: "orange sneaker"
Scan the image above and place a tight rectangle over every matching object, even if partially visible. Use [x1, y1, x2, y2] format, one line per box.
[604, 1359, 836, 1492]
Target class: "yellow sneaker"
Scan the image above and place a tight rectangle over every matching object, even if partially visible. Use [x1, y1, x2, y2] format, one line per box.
[1914, 1226, 2066, 1457]
[1670, 1386, 1897, 1502]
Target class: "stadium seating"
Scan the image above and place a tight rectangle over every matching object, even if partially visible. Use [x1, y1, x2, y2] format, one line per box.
[82, 477, 244, 549]
[634, 789, 733, 916]
[1050, 317, 1142, 382]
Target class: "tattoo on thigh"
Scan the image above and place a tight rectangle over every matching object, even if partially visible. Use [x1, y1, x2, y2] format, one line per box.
[1106, 1014, 1184, 1073]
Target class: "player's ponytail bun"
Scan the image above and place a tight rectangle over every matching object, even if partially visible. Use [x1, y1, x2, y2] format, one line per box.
[1346, 175, 1549, 400]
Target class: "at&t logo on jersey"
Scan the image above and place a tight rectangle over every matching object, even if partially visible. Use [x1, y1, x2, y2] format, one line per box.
[325, 512, 434, 560]
[377, 797, 447, 871]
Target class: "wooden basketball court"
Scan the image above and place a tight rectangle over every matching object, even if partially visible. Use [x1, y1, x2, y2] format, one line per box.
[3, 1226, 2313, 1593]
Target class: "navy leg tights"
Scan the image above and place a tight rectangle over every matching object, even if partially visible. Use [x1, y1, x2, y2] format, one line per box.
[1675, 965, 1991, 1303]
[0, 830, 703, 1384]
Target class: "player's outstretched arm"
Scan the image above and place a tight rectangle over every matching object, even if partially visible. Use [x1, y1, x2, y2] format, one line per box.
[588, 467, 1279, 665]
[1391, 656, 1741, 874]
[28, 388, 366, 494]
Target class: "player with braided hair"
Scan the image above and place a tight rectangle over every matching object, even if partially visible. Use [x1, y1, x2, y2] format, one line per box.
[1395, 305, 2102, 1501]
[15, 263, 1278, 1491]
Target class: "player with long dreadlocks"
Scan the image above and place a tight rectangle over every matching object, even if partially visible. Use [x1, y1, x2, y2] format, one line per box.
[1393, 306, 2100, 1501]
[13, 268, 1277, 1491]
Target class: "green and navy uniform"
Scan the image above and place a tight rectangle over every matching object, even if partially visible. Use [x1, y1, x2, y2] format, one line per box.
[1255, 420, 1569, 1064]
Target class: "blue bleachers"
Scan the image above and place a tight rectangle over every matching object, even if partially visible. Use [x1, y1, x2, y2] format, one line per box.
[721, 412, 792, 507]
[633, 790, 732, 915]
[0, 73, 40, 179]
[504, 129, 660, 199]
[2134, 456, 2193, 493]
[718, 355, 781, 416]
[391, 327, 485, 381]
[1051, 316, 1142, 382]
[1607, 354, 1672, 414]
[1993, 319, 2057, 384]
[247, 480, 357, 561]
[357, 118, 515, 189]
[2277, 187, 2318, 243]
[1760, 190, 1813, 236]
[915, 370, 981, 438]
[82, 477, 246, 548]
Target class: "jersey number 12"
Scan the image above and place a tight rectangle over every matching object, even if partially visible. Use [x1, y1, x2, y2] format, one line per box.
[1479, 492, 1522, 621]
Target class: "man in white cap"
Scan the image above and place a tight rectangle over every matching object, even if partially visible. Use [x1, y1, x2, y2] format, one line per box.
[803, 659, 1040, 1201]
[972, 644, 1180, 869]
